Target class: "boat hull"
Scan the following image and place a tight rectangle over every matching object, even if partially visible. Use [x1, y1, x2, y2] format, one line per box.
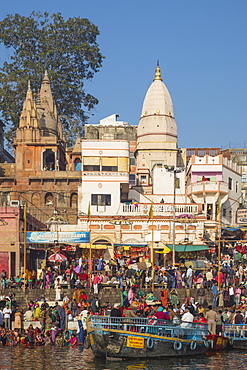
[90, 329, 208, 358]
[206, 334, 228, 351]
[230, 339, 247, 350]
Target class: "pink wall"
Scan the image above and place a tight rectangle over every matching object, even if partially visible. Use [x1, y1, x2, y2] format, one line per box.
[191, 172, 222, 183]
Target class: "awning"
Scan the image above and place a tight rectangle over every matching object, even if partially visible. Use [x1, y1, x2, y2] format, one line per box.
[223, 227, 247, 232]
[223, 227, 241, 232]
[166, 244, 209, 252]
[79, 243, 108, 249]
[114, 243, 148, 247]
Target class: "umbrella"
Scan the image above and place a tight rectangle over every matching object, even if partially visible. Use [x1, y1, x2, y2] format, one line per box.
[48, 253, 67, 263]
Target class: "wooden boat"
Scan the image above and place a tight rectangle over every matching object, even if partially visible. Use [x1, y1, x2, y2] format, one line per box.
[89, 316, 209, 359]
[206, 334, 228, 351]
[224, 324, 247, 350]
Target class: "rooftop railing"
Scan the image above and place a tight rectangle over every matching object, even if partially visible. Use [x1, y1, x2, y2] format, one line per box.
[122, 203, 199, 215]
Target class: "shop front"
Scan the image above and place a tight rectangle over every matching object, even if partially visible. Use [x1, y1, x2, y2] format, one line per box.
[114, 243, 150, 264]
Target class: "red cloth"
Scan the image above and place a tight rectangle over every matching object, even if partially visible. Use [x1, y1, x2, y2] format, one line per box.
[154, 311, 170, 320]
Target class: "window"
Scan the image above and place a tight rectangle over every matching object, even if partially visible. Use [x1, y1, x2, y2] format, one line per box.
[83, 165, 100, 171]
[175, 177, 180, 189]
[130, 152, 136, 166]
[102, 157, 118, 171]
[45, 192, 54, 206]
[43, 149, 55, 171]
[223, 208, 226, 217]
[70, 193, 78, 208]
[74, 158, 81, 171]
[130, 157, 135, 166]
[228, 177, 232, 190]
[242, 172, 246, 183]
[31, 193, 41, 208]
[236, 181, 239, 193]
[141, 175, 147, 184]
[91, 194, 111, 206]
[83, 157, 100, 171]
[58, 192, 66, 204]
[129, 174, 136, 185]
[198, 150, 206, 156]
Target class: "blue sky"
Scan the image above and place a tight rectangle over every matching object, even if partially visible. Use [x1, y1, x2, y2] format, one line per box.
[1, 0, 247, 148]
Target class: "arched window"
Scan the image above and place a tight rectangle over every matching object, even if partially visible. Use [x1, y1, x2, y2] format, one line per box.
[74, 158, 81, 171]
[24, 150, 32, 169]
[45, 192, 54, 206]
[43, 149, 55, 171]
[70, 193, 78, 208]
[31, 193, 41, 208]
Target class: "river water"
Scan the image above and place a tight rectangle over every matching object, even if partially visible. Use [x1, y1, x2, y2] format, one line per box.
[0, 347, 247, 370]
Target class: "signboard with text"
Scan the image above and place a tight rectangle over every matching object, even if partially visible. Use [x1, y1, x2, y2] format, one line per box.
[26, 231, 90, 244]
[237, 209, 247, 224]
[126, 336, 144, 349]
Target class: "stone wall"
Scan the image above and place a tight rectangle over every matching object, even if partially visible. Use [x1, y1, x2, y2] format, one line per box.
[0, 287, 214, 309]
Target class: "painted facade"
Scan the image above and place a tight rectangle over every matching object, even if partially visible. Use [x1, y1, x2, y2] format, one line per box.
[0, 65, 244, 268]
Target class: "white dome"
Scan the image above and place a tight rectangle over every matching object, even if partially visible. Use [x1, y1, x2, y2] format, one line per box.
[140, 67, 174, 118]
[137, 66, 177, 146]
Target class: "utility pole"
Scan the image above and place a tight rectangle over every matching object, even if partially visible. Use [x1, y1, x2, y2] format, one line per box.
[23, 202, 27, 291]
[165, 165, 184, 267]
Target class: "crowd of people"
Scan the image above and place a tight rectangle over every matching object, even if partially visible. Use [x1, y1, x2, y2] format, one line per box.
[0, 275, 247, 347]
[0, 242, 247, 344]
[1, 254, 247, 293]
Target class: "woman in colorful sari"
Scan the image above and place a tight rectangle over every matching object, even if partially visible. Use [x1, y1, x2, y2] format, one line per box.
[128, 287, 134, 306]
[34, 303, 41, 321]
[121, 288, 128, 307]
[45, 273, 50, 289]
[175, 269, 182, 289]
[45, 312, 53, 333]
[14, 308, 23, 329]
[63, 330, 70, 346]
[70, 333, 78, 347]
[161, 288, 169, 307]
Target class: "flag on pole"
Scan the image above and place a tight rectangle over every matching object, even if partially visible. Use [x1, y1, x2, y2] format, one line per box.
[148, 203, 153, 220]
[87, 201, 91, 221]
[217, 198, 221, 221]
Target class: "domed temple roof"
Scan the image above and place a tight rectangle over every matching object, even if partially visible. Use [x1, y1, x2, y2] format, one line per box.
[137, 64, 177, 148]
[140, 65, 174, 119]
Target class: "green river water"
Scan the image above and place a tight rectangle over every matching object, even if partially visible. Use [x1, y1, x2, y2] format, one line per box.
[0, 347, 247, 370]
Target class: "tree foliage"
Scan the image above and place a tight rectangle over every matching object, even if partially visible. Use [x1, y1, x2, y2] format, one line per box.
[0, 12, 104, 146]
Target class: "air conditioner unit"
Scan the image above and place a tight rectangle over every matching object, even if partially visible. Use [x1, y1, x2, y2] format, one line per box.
[10, 200, 20, 207]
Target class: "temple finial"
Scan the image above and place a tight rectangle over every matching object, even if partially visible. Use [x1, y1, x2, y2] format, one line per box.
[154, 62, 162, 81]
[43, 70, 50, 83]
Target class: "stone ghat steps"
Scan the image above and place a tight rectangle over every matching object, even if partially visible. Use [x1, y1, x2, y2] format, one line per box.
[0, 287, 215, 308]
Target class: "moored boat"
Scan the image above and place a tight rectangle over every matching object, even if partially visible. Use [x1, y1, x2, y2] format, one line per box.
[89, 316, 209, 358]
[224, 324, 247, 350]
[206, 334, 228, 351]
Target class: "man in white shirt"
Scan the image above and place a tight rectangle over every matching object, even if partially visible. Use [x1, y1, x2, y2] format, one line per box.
[3, 305, 12, 329]
[181, 308, 194, 328]
[78, 308, 89, 330]
[206, 269, 213, 289]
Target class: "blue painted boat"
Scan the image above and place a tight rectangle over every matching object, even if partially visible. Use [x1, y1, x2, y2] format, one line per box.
[89, 316, 209, 358]
[224, 324, 247, 350]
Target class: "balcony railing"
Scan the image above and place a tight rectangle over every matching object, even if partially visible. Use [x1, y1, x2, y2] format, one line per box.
[121, 203, 198, 215]
[187, 181, 228, 195]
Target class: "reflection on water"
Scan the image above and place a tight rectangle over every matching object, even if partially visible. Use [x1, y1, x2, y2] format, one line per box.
[0, 347, 246, 370]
